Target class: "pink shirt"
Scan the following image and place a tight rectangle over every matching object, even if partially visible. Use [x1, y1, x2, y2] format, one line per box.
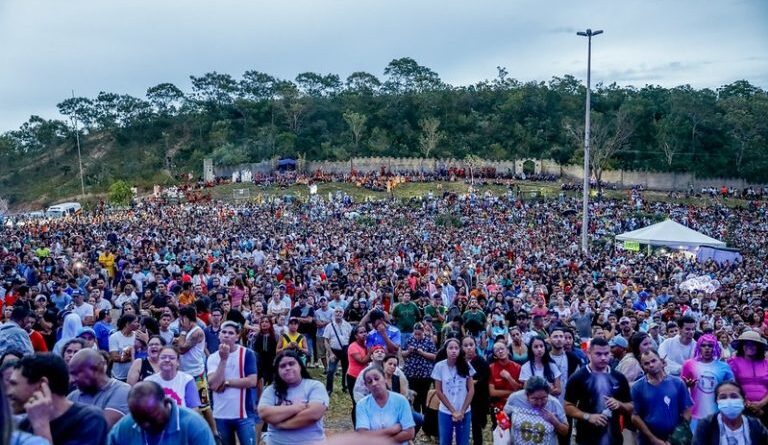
[728, 356, 768, 402]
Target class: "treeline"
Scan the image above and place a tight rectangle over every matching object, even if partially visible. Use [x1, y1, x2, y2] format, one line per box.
[1, 57, 767, 196]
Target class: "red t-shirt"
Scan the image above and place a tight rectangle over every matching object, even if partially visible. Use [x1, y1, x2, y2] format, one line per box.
[489, 360, 523, 410]
[29, 330, 48, 352]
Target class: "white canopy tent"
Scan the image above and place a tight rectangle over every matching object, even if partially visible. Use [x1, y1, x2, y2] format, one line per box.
[615, 219, 726, 248]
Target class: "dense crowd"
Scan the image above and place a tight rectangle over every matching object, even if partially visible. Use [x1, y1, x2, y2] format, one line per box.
[1, 189, 767, 445]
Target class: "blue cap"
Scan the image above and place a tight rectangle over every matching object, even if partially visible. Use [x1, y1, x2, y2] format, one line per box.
[609, 336, 629, 349]
[76, 327, 96, 339]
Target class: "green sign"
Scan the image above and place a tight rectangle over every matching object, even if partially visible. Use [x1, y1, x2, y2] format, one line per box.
[624, 240, 640, 251]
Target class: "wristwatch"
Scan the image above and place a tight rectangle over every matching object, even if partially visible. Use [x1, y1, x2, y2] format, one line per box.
[224, 380, 231, 388]
[582, 413, 590, 421]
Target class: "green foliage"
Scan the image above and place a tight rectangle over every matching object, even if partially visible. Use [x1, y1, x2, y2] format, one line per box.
[1, 59, 767, 205]
[434, 214, 463, 228]
[108, 180, 133, 206]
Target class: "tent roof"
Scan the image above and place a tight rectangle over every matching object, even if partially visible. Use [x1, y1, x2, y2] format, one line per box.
[615, 219, 726, 248]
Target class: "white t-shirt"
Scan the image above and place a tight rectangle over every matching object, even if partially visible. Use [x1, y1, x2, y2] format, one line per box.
[207, 346, 257, 419]
[658, 335, 695, 375]
[721, 421, 747, 445]
[549, 352, 569, 403]
[431, 359, 476, 414]
[519, 361, 562, 386]
[108, 331, 135, 380]
[73, 302, 95, 323]
[145, 371, 200, 408]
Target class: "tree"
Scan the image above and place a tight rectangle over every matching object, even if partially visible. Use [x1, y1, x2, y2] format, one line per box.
[343, 110, 367, 153]
[190, 72, 239, 106]
[722, 93, 768, 174]
[146, 83, 185, 115]
[108, 180, 134, 206]
[240, 71, 277, 101]
[275, 81, 307, 134]
[295, 72, 342, 97]
[566, 108, 634, 193]
[368, 127, 391, 154]
[654, 116, 684, 168]
[418, 117, 441, 158]
[345, 72, 381, 95]
[464, 154, 483, 185]
[56, 97, 97, 130]
[383, 57, 443, 94]
[8, 116, 68, 152]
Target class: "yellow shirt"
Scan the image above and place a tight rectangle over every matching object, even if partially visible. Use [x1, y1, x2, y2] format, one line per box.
[98, 252, 116, 277]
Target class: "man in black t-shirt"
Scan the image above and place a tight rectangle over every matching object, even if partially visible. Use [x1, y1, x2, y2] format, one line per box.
[8, 353, 108, 445]
[564, 337, 633, 445]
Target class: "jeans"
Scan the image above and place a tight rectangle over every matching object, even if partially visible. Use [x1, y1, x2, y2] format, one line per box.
[305, 336, 315, 362]
[216, 417, 256, 445]
[325, 350, 349, 393]
[438, 411, 471, 445]
[413, 410, 424, 436]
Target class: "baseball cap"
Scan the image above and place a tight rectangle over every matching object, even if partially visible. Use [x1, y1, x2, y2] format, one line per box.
[609, 336, 629, 349]
[370, 345, 386, 353]
[619, 316, 631, 324]
[76, 327, 96, 339]
[288, 317, 300, 324]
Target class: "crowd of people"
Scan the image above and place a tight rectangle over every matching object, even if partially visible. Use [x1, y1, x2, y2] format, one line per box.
[1, 187, 768, 445]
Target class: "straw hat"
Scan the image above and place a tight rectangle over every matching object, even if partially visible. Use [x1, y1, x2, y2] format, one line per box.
[731, 330, 767, 350]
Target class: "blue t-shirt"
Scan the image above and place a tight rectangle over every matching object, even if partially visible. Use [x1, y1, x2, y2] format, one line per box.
[631, 375, 693, 445]
[366, 325, 401, 349]
[355, 392, 415, 445]
[93, 321, 112, 351]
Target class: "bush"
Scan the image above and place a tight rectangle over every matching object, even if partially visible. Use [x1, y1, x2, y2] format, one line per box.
[434, 214, 463, 228]
[108, 180, 133, 207]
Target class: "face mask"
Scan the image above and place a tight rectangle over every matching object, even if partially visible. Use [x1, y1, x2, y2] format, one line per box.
[717, 398, 744, 419]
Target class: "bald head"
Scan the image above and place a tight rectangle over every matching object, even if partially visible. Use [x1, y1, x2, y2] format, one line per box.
[129, 381, 165, 404]
[128, 382, 170, 433]
[69, 348, 106, 370]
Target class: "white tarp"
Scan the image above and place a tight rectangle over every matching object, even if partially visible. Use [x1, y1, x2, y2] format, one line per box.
[615, 219, 726, 248]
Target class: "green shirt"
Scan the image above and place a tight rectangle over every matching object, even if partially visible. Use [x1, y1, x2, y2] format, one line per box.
[462, 309, 486, 327]
[391, 302, 421, 333]
[424, 305, 447, 331]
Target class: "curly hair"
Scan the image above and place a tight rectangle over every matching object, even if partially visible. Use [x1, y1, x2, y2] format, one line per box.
[271, 350, 311, 404]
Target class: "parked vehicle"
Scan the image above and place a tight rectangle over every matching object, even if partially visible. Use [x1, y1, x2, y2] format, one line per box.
[45, 202, 82, 218]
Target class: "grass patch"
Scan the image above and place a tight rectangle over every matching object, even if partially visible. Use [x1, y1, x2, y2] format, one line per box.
[306, 367, 492, 444]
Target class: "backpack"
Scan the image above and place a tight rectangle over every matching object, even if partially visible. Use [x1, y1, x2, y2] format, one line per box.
[281, 333, 307, 364]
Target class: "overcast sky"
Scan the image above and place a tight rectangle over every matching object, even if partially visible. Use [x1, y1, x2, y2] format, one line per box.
[0, 0, 766, 133]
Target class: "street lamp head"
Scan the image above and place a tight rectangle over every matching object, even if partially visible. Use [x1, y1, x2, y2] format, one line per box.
[577, 29, 604, 37]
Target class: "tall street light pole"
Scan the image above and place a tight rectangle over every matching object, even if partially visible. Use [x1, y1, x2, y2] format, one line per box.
[70, 90, 86, 199]
[577, 28, 602, 255]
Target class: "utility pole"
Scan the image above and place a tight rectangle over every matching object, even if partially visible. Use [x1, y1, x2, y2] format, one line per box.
[71, 90, 86, 198]
[577, 28, 603, 255]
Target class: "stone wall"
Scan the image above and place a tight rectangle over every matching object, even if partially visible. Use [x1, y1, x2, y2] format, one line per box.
[212, 157, 767, 191]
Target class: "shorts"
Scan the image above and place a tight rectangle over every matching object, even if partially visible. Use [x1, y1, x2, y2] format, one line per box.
[193, 373, 211, 410]
[316, 337, 327, 361]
